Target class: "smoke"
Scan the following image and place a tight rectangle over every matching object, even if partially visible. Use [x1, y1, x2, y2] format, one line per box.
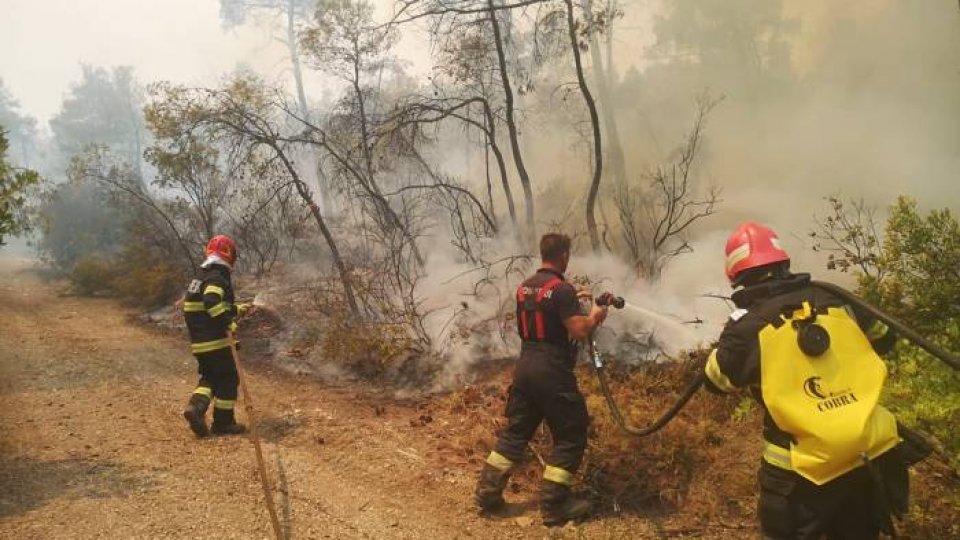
[8, 0, 957, 391]
[418, 237, 729, 390]
[405, 1, 960, 389]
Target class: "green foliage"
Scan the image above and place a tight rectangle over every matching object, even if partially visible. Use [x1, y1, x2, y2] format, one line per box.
[36, 148, 191, 307]
[868, 197, 960, 336]
[35, 180, 126, 270]
[814, 196, 960, 466]
[0, 79, 39, 166]
[49, 65, 145, 167]
[654, 0, 797, 83]
[0, 129, 39, 246]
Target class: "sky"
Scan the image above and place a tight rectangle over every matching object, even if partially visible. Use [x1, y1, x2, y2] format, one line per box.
[0, 0, 659, 127]
[1, 0, 307, 124]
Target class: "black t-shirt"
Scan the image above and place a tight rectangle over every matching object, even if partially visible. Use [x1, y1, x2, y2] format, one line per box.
[517, 268, 580, 347]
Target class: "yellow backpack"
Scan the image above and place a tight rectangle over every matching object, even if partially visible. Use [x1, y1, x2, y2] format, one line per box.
[758, 301, 899, 485]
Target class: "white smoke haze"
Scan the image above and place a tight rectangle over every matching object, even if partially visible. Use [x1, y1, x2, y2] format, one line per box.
[416, 236, 728, 390]
[3, 1, 957, 389]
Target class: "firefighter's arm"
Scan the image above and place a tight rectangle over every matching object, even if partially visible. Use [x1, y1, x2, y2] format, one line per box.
[201, 279, 236, 335]
[554, 283, 606, 340]
[564, 304, 609, 341]
[703, 313, 762, 393]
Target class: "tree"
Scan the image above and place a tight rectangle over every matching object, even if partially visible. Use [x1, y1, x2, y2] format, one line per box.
[560, 0, 604, 252]
[612, 95, 720, 279]
[146, 76, 361, 317]
[67, 147, 198, 272]
[0, 79, 39, 167]
[301, 0, 425, 266]
[811, 196, 960, 466]
[145, 136, 232, 242]
[49, 65, 147, 171]
[653, 0, 795, 93]
[484, 0, 535, 240]
[581, 0, 627, 197]
[0, 129, 39, 246]
[220, 0, 316, 119]
[410, 23, 519, 230]
[391, 0, 542, 240]
[809, 196, 885, 280]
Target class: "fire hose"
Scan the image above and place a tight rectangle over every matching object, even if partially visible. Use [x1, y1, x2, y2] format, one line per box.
[809, 281, 960, 371]
[590, 283, 959, 439]
[229, 338, 284, 540]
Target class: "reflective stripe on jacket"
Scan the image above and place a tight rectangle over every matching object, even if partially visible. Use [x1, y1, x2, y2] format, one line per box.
[183, 264, 236, 354]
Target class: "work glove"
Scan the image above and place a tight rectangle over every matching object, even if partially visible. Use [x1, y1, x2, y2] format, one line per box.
[236, 302, 253, 317]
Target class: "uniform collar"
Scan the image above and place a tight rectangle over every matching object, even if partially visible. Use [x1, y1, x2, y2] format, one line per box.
[203, 263, 231, 277]
[537, 267, 566, 281]
[732, 273, 810, 309]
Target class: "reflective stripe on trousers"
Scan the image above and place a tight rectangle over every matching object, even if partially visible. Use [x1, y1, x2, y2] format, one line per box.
[191, 338, 231, 354]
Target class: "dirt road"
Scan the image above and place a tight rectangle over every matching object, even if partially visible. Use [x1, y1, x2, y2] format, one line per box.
[0, 258, 733, 539]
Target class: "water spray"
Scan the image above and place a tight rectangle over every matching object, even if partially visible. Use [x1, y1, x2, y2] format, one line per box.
[587, 292, 705, 437]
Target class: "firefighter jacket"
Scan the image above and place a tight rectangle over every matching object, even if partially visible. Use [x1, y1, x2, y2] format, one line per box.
[183, 264, 237, 355]
[703, 273, 899, 485]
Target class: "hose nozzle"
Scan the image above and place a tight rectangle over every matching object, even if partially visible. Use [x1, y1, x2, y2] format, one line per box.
[596, 293, 625, 309]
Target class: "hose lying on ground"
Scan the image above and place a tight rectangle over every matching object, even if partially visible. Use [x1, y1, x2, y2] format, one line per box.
[589, 339, 704, 437]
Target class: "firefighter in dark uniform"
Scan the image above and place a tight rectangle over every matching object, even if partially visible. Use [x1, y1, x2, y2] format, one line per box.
[474, 233, 609, 526]
[704, 222, 911, 539]
[181, 235, 249, 436]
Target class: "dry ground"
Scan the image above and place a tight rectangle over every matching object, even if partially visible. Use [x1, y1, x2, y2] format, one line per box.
[3, 257, 954, 539]
[0, 258, 736, 539]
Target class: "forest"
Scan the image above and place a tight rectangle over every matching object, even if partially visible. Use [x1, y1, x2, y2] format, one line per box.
[1, 0, 958, 537]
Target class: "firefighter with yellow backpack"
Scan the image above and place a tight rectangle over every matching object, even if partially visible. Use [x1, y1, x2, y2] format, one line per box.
[703, 222, 922, 539]
[182, 235, 251, 437]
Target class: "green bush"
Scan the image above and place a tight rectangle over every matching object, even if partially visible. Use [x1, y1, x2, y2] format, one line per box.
[813, 196, 960, 467]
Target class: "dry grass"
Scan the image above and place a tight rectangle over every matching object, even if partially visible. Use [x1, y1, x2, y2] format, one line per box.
[418, 351, 960, 538]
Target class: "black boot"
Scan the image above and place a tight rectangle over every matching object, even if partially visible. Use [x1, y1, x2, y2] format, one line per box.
[474, 463, 511, 512]
[183, 393, 210, 437]
[211, 407, 246, 435]
[540, 480, 592, 527]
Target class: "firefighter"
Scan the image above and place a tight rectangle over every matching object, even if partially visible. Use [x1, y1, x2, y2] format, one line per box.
[704, 222, 910, 539]
[474, 233, 609, 526]
[181, 235, 248, 436]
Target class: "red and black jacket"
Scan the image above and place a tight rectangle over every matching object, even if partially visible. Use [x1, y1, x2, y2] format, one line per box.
[515, 268, 580, 350]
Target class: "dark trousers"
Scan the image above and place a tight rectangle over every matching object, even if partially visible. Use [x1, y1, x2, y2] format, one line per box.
[494, 345, 589, 473]
[759, 447, 909, 540]
[194, 348, 239, 403]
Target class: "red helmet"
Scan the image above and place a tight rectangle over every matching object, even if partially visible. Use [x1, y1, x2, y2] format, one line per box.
[205, 235, 237, 266]
[724, 222, 789, 283]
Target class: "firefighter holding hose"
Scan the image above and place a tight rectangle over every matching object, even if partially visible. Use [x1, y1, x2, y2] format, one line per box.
[474, 233, 610, 526]
[704, 222, 914, 539]
[181, 235, 250, 437]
